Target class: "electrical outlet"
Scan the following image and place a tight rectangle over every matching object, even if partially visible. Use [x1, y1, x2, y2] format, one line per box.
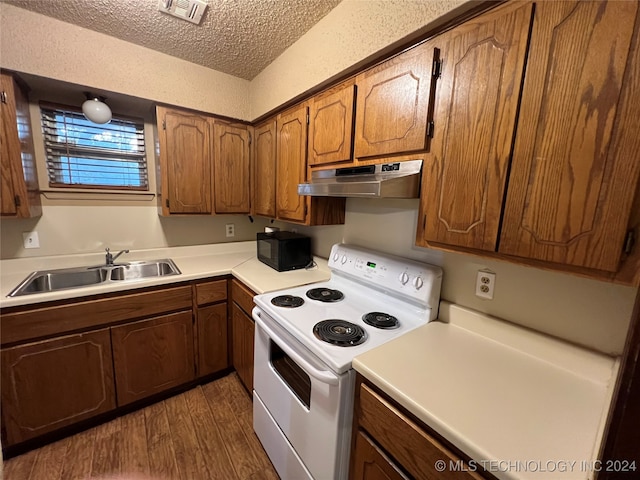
[23, 231, 40, 249]
[225, 223, 235, 238]
[475, 270, 496, 300]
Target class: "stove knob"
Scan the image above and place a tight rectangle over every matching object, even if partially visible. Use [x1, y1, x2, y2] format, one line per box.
[413, 276, 424, 289]
[399, 272, 409, 285]
[333, 252, 339, 262]
[341, 254, 348, 265]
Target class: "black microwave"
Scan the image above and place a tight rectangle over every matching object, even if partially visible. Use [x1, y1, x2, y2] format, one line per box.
[257, 231, 312, 272]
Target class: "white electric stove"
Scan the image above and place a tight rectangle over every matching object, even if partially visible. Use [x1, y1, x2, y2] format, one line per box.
[252, 243, 443, 480]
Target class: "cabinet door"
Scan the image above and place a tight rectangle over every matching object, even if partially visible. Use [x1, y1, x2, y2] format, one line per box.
[1, 328, 115, 446]
[308, 80, 356, 166]
[111, 311, 194, 406]
[197, 303, 228, 377]
[213, 122, 251, 214]
[276, 103, 308, 223]
[253, 119, 277, 217]
[231, 302, 255, 393]
[0, 72, 40, 218]
[351, 431, 409, 480]
[418, 2, 533, 251]
[499, 1, 640, 272]
[354, 40, 437, 159]
[157, 106, 213, 215]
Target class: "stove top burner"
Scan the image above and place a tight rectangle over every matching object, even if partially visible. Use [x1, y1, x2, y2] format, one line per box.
[313, 320, 367, 346]
[362, 312, 399, 329]
[271, 295, 305, 308]
[306, 288, 344, 303]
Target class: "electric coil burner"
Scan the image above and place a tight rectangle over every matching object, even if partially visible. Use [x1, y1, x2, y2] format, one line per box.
[271, 295, 304, 308]
[306, 287, 344, 302]
[362, 312, 399, 329]
[313, 319, 367, 346]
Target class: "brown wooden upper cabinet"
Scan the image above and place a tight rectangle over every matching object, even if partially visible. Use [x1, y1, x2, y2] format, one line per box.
[308, 79, 356, 166]
[499, 0, 640, 272]
[418, 0, 640, 276]
[276, 102, 309, 223]
[418, 1, 533, 252]
[0, 72, 41, 219]
[213, 121, 251, 214]
[156, 105, 214, 215]
[253, 118, 277, 218]
[354, 39, 438, 159]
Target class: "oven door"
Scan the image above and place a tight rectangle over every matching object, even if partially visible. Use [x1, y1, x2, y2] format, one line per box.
[252, 307, 354, 480]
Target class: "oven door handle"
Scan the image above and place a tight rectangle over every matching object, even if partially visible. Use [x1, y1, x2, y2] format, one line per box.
[253, 308, 340, 386]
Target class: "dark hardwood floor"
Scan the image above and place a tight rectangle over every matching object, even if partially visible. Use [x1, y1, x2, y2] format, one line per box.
[2, 373, 278, 480]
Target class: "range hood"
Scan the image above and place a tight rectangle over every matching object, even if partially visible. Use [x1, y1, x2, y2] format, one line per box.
[298, 159, 422, 198]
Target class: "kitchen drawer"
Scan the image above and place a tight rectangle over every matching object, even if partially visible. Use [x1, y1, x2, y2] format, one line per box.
[1, 285, 193, 346]
[231, 278, 255, 316]
[358, 383, 483, 480]
[195, 278, 227, 306]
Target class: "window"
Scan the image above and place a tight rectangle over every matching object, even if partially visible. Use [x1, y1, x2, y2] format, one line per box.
[40, 104, 148, 190]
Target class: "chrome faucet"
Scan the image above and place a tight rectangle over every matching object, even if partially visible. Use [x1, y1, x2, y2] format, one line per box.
[105, 247, 129, 266]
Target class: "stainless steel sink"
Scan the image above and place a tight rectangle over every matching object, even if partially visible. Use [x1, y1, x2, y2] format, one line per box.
[109, 260, 180, 281]
[8, 259, 181, 297]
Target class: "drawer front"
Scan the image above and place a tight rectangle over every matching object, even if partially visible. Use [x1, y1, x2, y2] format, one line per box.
[1, 285, 193, 346]
[231, 279, 255, 316]
[359, 383, 482, 480]
[195, 279, 227, 306]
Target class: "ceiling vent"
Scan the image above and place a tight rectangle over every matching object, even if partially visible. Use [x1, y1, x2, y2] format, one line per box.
[158, 0, 208, 25]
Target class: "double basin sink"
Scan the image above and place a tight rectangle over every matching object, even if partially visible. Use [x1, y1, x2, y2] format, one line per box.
[8, 259, 181, 297]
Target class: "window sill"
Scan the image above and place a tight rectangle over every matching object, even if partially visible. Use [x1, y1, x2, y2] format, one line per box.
[40, 189, 156, 203]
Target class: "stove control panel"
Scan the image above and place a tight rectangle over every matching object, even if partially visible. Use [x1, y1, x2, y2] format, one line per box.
[328, 243, 442, 308]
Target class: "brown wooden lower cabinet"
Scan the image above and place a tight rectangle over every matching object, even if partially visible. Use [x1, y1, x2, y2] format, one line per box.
[352, 430, 409, 480]
[351, 377, 485, 480]
[0, 328, 115, 445]
[231, 302, 255, 393]
[197, 302, 229, 376]
[111, 311, 195, 406]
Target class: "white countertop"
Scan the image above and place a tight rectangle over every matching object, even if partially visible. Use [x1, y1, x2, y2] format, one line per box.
[0, 241, 330, 308]
[353, 302, 619, 480]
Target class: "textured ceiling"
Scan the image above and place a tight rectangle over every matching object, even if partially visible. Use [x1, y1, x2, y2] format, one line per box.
[3, 0, 343, 80]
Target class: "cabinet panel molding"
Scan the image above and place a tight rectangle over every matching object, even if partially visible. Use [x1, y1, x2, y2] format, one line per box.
[1, 328, 115, 445]
[276, 103, 308, 223]
[197, 303, 228, 377]
[355, 40, 437, 158]
[499, 0, 640, 271]
[418, 1, 533, 251]
[308, 80, 356, 166]
[253, 119, 277, 217]
[213, 122, 251, 214]
[157, 106, 214, 215]
[111, 311, 195, 406]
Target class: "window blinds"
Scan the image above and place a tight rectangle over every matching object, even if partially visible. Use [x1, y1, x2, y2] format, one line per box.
[40, 105, 148, 190]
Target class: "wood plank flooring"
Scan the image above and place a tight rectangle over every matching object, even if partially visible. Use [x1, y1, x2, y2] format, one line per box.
[2, 373, 279, 480]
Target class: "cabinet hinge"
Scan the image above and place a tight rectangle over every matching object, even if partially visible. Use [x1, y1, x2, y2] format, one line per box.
[14, 195, 21, 207]
[306, 113, 310, 125]
[423, 214, 427, 230]
[624, 229, 635, 255]
[162, 119, 166, 130]
[426, 121, 435, 138]
[432, 58, 442, 78]
[165, 198, 170, 208]
[0, 91, 7, 104]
